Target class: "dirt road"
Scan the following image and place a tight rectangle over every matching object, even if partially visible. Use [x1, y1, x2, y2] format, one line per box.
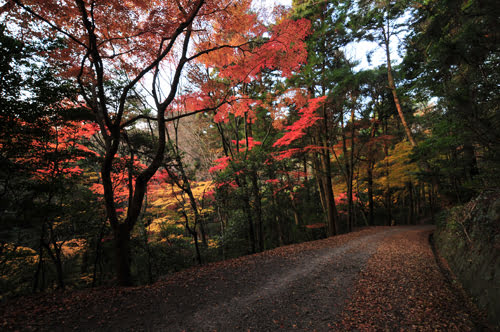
[1, 225, 484, 331]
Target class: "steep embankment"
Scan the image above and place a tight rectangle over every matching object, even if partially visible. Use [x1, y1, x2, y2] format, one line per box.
[435, 191, 500, 329]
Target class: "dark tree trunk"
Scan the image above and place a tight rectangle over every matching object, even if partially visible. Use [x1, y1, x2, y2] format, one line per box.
[383, 119, 392, 226]
[347, 104, 357, 232]
[463, 144, 479, 180]
[367, 161, 375, 226]
[33, 236, 44, 293]
[199, 222, 208, 248]
[428, 184, 435, 222]
[46, 223, 65, 290]
[366, 122, 377, 226]
[313, 155, 327, 216]
[251, 170, 264, 251]
[321, 152, 338, 236]
[243, 193, 256, 254]
[113, 223, 133, 286]
[193, 230, 202, 265]
[408, 181, 414, 224]
[92, 219, 106, 287]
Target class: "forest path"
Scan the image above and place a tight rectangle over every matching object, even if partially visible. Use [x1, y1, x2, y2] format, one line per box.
[173, 226, 403, 331]
[1, 225, 483, 331]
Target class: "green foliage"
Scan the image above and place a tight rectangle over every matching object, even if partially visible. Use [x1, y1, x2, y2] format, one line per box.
[404, 0, 500, 193]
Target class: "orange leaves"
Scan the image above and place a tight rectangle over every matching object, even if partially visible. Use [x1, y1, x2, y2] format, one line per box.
[196, 0, 259, 69]
[213, 18, 311, 83]
[338, 228, 478, 330]
[262, 18, 311, 77]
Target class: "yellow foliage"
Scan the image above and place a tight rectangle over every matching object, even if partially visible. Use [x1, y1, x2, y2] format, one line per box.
[0, 244, 38, 282]
[60, 238, 86, 257]
[149, 180, 215, 234]
[152, 180, 214, 214]
[374, 141, 419, 189]
[207, 238, 219, 249]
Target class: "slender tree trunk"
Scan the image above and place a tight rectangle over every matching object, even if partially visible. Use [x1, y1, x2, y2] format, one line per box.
[427, 183, 435, 222]
[285, 173, 302, 227]
[276, 214, 284, 247]
[408, 181, 414, 224]
[251, 170, 264, 251]
[321, 151, 338, 236]
[243, 192, 256, 254]
[415, 182, 421, 218]
[463, 143, 479, 180]
[33, 233, 44, 293]
[316, 130, 338, 236]
[383, 119, 392, 225]
[193, 230, 202, 265]
[271, 193, 285, 246]
[313, 155, 327, 215]
[366, 121, 377, 226]
[198, 222, 208, 248]
[217, 206, 226, 260]
[290, 196, 301, 226]
[92, 219, 106, 287]
[347, 106, 356, 232]
[46, 222, 65, 290]
[367, 159, 375, 225]
[382, 25, 416, 147]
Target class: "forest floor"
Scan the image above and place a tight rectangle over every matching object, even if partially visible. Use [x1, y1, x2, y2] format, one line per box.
[1, 225, 488, 331]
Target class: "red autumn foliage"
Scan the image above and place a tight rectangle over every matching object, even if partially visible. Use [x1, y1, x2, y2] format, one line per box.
[273, 96, 326, 148]
[208, 156, 232, 174]
[231, 137, 262, 151]
[9, 118, 99, 181]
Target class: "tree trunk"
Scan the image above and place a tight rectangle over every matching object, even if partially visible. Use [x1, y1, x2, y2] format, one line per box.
[316, 127, 338, 236]
[33, 235, 44, 293]
[408, 181, 414, 224]
[383, 119, 392, 226]
[347, 106, 356, 232]
[383, 26, 416, 147]
[113, 223, 133, 286]
[251, 170, 264, 251]
[243, 193, 256, 254]
[199, 222, 208, 248]
[428, 184, 435, 222]
[367, 160, 375, 226]
[193, 230, 202, 265]
[92, 219, 106, 287]
[321, 151, 338, 236]
[313, 155, 327, 215]
[463, 143, 479, 180]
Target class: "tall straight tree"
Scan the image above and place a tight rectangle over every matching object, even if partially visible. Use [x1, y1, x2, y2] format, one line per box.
[289, 0, 352, 235]
[5, 0, 311, 285]
[349, 0, 416, 147]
